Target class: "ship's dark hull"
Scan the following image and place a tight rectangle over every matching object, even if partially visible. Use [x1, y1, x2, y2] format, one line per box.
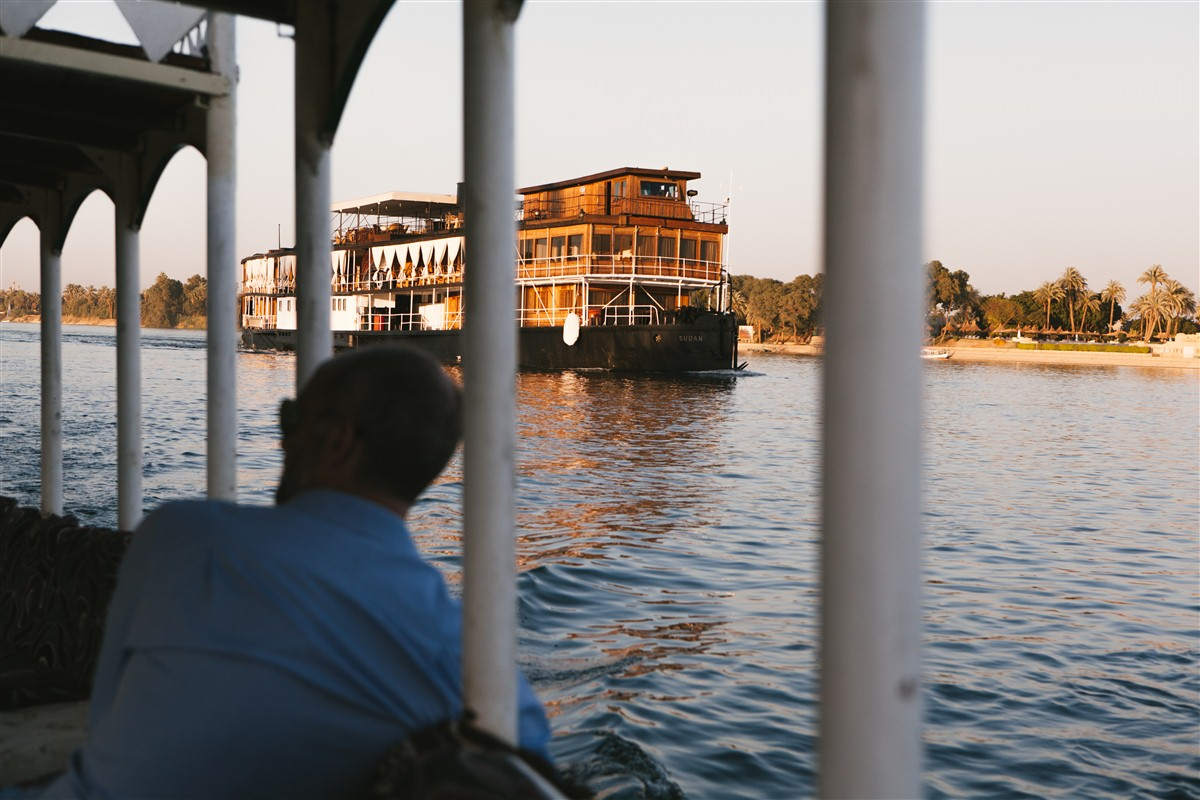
[241, 313, 739, 372]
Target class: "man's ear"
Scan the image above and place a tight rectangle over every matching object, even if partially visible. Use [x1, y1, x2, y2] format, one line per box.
[322, 419, 361, 469]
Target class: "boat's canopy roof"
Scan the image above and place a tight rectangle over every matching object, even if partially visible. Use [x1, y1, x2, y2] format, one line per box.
[331, 191, 459, 217]
[518, 167, 701, 195]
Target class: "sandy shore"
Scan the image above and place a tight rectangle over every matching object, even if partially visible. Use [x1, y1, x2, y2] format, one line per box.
[740, 341, 1200, 370]
[3, 316, 205, 329]
[4, 315, 115, 326]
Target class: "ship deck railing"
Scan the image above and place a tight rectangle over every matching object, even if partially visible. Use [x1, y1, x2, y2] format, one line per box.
[518, 196, 727, 224]
[358, 309, 464, 332]
[335, 270, 465, 292]
[332, 217, 463, 246]
[517, 304, 665, 328]
[345, 306, 686, 332]
[353, 306, 672, 332]
[241, 315, 276, 330]
[516, 255, 723, 283]
[239, 256, 723, 298]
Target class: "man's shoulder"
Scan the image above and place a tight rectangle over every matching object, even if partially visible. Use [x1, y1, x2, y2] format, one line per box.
[139, 498, 264, 535]
[131, 499, 285, 559]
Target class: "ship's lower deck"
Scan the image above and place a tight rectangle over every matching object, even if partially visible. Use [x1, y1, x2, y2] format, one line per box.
[241, 312, 739, 372]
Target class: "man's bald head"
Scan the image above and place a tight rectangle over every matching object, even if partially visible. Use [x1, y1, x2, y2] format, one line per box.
[276, 346, 462, 510]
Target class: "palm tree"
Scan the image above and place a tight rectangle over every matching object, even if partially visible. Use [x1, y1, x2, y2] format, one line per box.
[1132, 287, 1173, 342]
[730, 290, 748, 323]
[1100, 280, 1125, 332]
[1129, 294, 1150, 341]
[1138, 264, 1168, 301]
[1080, 294, 1101, 334]
[1163, 279, 1196, 338]
[1058, 267, 1087, 335]
[1033, 281, 1064, 333]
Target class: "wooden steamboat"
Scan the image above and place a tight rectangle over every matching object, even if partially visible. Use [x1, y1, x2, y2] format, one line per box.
[238, 167, 738, 371]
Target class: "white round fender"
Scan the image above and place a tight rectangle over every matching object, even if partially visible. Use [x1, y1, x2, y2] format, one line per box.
[562, 312, 580, 346]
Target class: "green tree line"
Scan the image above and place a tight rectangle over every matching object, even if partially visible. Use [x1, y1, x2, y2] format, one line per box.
[729, 273, 824, 343]
[926, 261, 1197, 341]
[730, 262, 1197, 343]
[1, 273, 207, 329]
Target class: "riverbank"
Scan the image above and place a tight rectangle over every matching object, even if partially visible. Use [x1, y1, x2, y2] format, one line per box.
[740, 340, 1200, 370]
[2, 316, 205, 330]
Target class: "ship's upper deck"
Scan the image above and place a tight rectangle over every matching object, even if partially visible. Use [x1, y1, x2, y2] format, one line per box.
[517, 167, 726, 226]
[324, 168, 726, 248]
[330, 191, 463, 246]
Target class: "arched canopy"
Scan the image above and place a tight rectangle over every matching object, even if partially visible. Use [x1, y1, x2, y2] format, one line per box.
[0, 0, 399, 239]
[0, 24, 213, 246]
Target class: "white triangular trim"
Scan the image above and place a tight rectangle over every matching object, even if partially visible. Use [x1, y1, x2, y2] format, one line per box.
[0, 0, 55, 37]
[115, 0, 206, 63]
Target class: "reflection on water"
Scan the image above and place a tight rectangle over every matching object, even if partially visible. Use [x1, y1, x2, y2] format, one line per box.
[1, 323, 1198, 799]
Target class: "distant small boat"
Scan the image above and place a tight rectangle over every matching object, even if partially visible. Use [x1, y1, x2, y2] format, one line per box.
[921, 347, 951, 360]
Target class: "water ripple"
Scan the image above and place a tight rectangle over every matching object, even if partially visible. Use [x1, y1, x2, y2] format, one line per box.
[2, 324, 1198, 798]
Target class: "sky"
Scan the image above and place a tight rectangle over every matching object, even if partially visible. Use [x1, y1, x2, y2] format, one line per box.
[0, 0, 1196, 300]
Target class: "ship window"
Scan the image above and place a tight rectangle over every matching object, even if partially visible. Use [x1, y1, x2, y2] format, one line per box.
[521, 238, 534, 260]
[701, 240, 719, 263]
[636, 234, 656, 257]
[657, 237, 676, 258]
[680, 238, 697, 260]
[535, 239, 547, 259]
[568, 234, 583, 256]
[640, 181, 678, 199]
[615, 234, 633, 256]
[612, 180, 626, 198]
[593, 234, 611, 255]
[551, 236, 566, 258]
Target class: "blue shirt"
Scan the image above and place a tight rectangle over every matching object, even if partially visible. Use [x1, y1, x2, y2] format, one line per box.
[41, 490, 550, 799]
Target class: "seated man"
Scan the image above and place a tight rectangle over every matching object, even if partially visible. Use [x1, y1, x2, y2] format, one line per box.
[42, 346, 550, 799]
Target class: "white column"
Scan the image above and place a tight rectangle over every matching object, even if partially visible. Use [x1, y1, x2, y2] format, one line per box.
[462, 0, 519, 746]
[206, 12, 238, 500]
[39, 198, 63, 517]
[114, 173, 142, 531]
[820, 3, 926, 799]
[294, 0, 333, 391]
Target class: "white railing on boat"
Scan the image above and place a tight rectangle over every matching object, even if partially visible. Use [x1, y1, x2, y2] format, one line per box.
[241, 315, 275, 329]
[358, 309, 464, 332]
[238, 255, 723, 296]
[515, 255, 723, 283]
[241, 305, 680, 333]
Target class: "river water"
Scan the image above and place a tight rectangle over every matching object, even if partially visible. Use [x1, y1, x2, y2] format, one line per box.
[1, 322, 1197, 799]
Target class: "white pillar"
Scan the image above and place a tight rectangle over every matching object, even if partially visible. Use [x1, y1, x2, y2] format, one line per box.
[294, 0, 333, 391]
[462, 0, 519, 746]
[114, 173, 142, 531]
[39, 198, 63, 517]
[206, 12, 238, 500]
[820, 3, 926, 799]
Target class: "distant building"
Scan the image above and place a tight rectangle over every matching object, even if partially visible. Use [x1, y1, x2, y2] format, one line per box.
[1153, 333, 1200, 358]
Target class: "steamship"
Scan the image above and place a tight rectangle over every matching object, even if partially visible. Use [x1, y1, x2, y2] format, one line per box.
[238, 167, 738, 371]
